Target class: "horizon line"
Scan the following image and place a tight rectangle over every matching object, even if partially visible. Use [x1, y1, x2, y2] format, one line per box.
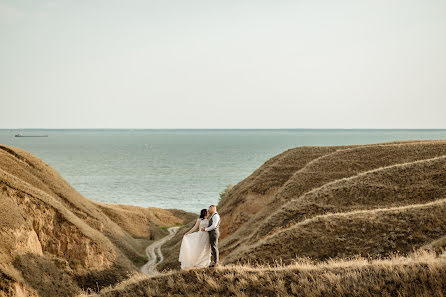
[2, 128, 446, 131]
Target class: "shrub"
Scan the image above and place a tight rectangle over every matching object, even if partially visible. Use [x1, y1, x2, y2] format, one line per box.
[219, 184, 234, 202]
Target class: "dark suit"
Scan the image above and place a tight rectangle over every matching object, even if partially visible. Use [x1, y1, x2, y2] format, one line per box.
[208, 212, 220, 265]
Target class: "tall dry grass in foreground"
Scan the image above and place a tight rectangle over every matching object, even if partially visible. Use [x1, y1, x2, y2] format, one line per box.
[81, 250, 446, 297]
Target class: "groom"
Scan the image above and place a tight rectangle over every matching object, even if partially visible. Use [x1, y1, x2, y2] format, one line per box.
[201, 205, 220, 267]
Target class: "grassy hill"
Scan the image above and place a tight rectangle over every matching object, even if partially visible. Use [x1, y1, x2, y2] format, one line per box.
[3, 141, 446, 296]
[133, 140, 446, 297]
[158, 140, 446, 271]
[82, 250, 446, 297]
[0, 145, 194, 297]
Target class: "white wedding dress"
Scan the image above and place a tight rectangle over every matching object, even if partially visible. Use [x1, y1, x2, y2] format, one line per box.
[179, 218, 211, 269]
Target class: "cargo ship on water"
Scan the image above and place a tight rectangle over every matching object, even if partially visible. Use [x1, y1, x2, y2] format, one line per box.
[14, 133, 48, 138]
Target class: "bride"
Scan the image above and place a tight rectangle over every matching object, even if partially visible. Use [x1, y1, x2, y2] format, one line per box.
[179, 209, 211, 269]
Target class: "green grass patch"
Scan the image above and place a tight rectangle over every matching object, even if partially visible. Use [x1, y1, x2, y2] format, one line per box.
[159, 223, 183, 231]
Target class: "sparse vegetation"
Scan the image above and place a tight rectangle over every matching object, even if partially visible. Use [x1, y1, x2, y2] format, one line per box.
[160, 223, 183, 232]
[152, 140, 446, 296]
[4, 141, 446, 296]
[218, 141, 446, 266]
[0, 145, 195, 296]
[219, 184, 234, 201]
[86, 250, 446, 297]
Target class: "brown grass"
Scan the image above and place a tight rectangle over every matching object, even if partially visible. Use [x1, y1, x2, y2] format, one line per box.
[0, 145, 194, 296]
[83, 250, 446, 297]
[217, 141, 446, 265]
[4, 140, 446, 296]
[218, 145, 347, 238]
[229, 198, 446, 265]
[251, 154, 446, 240]
[97, 203, 194, 240]
[158, 140, 446, 274]
[217, 141, 438, 241]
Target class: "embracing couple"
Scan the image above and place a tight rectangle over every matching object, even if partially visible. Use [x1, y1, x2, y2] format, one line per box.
[179, 205, 220, 269]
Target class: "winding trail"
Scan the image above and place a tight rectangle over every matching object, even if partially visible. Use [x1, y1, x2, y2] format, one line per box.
[140, 227, 180, 274]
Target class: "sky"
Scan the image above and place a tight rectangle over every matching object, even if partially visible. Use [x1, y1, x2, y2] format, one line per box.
[0, 0, 445, 129]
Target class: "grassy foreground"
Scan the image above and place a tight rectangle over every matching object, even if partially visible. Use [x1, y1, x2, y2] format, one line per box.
[82, 250, 446, 297]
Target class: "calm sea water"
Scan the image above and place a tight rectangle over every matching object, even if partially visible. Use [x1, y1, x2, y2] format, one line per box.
[1, 129, 446, 213]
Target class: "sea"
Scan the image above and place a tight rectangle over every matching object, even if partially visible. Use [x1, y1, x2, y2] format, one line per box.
[1, 129, 446, 213]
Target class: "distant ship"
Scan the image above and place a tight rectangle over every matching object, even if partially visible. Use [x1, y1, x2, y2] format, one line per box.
[14, 133, 48, 138]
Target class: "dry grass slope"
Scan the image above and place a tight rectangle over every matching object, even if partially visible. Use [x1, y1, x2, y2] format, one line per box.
[219, 141, 446, 265]
[218, 146, 348, 238]
[159, 146, 352, 270]
[5, 140, 446, 296]
[249, 154, 446, 241]
[86, 250, 446, 297]
[231, 198, 446, 265]
[0, 145, 194, 297]
[156, 140, 446, 297]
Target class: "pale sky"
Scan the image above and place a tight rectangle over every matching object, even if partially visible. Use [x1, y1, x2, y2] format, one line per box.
[1, 0, 445, 129]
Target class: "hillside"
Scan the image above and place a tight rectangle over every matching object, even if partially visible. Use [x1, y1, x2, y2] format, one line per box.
[4, 140, 446, 296]
[87, 140, 446, 297]
[158, 140, 446, 271]
[219, 141, 446, 265]
[84, 250, 446, 297]
[0, 145, 194, 297]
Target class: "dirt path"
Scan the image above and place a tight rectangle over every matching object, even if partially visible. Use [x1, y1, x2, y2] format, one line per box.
[140, 226, 180, 274]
